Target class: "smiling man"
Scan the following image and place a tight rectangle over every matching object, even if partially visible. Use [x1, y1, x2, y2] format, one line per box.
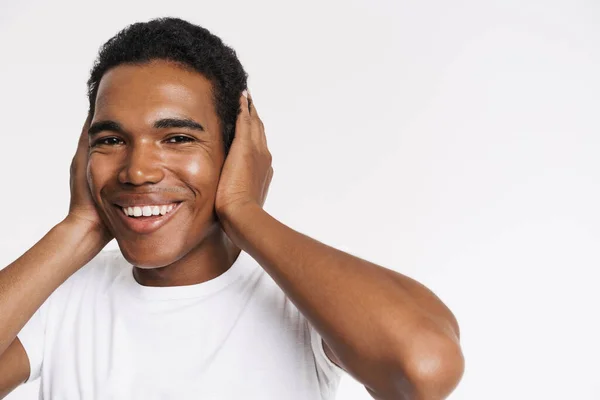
[0, 18, 463, 400]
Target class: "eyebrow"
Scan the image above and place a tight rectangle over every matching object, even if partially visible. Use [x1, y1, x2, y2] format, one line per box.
[88, 118, 205, 137]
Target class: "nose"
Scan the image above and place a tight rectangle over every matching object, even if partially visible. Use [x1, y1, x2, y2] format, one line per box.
[118, 140, 165, 186]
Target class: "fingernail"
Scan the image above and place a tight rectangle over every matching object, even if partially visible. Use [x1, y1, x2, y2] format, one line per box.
[242, 90, 248, 98]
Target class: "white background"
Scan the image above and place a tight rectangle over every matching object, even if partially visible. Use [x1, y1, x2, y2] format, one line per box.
[1, 0, 598, 399]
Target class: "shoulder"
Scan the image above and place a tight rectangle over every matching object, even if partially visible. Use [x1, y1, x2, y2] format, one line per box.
[53, 248, 127, 297]
[72, 248, 125, 278]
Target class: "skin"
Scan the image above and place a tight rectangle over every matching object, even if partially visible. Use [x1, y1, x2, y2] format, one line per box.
[0, 59, 464, 399]
[88, 60, 239, 286]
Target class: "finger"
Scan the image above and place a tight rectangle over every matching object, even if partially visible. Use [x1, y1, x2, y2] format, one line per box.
[241, 90, 250, 115]
[236, 91, 252, 137]
[81, 114, 92, 137]
[246, 90, 268, 148]
[76, 115, 93, 150]
[247, 89, 255, 116]
[247, 90, 263, 127]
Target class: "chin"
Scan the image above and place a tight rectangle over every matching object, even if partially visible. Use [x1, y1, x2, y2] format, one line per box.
[115, 238, 189, 269]
[109, 213, 221, 268]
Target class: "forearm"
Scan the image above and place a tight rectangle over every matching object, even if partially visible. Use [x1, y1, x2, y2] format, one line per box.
[0, 217, 110, 355]
[221, 204, 462, 397]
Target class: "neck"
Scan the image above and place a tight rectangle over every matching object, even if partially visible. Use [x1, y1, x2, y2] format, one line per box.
[132, 226, 240, 287]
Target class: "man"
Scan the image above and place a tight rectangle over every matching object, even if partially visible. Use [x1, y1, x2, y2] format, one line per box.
[0, 17, 463, 400]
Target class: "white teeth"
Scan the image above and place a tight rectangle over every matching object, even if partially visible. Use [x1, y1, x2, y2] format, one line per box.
[122, 203, 178, 218]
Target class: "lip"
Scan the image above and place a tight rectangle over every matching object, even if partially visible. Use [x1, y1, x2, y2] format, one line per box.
[112, 192, 183, 208]
[113, 202, 183, 235]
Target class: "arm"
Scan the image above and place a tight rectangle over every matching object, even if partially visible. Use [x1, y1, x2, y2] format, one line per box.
[0, 117, 112, 395]
[0, 339, 29, 399]
[221, 204, 464, 400]
[0, 218, 110, 356]
[216, 92, 464, 400]
[0, 219, 108, 397]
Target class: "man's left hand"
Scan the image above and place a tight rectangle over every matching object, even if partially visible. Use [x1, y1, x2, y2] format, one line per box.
[215, 90, 273, 223]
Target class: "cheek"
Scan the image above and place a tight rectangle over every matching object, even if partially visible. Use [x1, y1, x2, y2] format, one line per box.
[87, 156, 114, 198]
[184, 159, 201, 176]
[180, 155, 222, 191]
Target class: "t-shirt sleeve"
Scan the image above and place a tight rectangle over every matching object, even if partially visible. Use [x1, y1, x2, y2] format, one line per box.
[14, 250, 113, 384]
[16, 296, 51, 383]
[306, 320, 345, 391]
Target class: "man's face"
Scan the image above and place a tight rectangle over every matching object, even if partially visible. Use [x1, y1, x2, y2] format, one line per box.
[88, 60, 225, 268]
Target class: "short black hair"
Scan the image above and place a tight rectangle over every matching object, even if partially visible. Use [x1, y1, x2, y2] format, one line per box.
[87, 17, 248, 153]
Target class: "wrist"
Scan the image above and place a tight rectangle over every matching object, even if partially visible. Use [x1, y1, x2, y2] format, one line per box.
[217, 200, 261, 226]
[60, 214, 113, 246]
[217, 201, 265, 245]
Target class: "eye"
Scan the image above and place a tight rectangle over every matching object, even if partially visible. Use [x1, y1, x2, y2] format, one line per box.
[91, 137, 124, 147]
[165, 135, 195, 144]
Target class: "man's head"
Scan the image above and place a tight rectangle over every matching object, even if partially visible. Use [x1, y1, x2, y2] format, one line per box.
[86, 18, 247, 268]
[88, 17, 248, 153]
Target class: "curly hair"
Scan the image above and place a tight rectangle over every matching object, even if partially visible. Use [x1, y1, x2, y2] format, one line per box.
[87, 17, 248, 153]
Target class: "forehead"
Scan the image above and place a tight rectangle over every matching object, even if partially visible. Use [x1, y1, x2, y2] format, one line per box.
[94, 60, 217, 129]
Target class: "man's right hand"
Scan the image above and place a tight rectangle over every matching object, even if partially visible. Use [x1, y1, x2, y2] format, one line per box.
[66, 116, 113, 241]
[0, 118, 115, 390]
[0, 118, 112, 398]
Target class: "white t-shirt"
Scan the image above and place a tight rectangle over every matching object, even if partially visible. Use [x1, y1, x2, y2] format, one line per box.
[17, 249, 345, 399]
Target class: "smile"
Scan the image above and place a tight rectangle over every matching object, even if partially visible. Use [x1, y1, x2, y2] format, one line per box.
[114, 202, 182, 234]
[121, 203, 178, 217]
